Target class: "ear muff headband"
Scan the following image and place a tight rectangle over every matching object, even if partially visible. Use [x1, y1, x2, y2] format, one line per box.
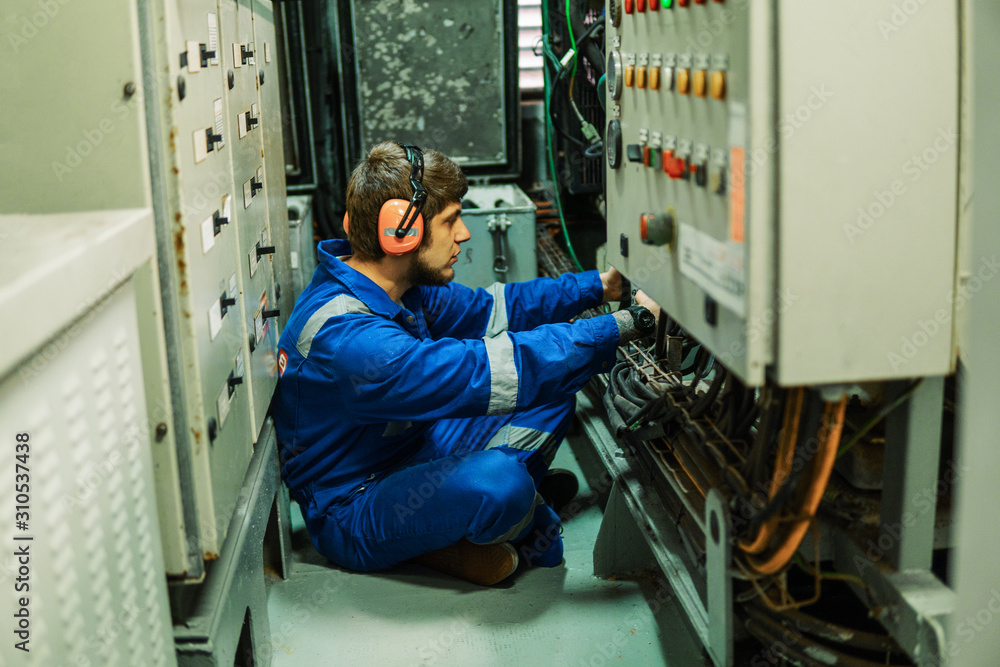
[377, 142, 427, 255]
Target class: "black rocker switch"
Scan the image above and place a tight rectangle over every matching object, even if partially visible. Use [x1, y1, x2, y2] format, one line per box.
[213, 210, 229, 235]
[199, 44, 216, 68]
[206, 128, 223, 152]
[220, 294, 237, 316]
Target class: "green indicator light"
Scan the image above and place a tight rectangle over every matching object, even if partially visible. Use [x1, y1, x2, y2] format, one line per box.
[663, 0, 672, 6]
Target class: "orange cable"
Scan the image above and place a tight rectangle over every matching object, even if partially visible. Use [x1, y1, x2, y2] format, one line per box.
[746, 397, 848, 575]
[738, 388, 804, 555]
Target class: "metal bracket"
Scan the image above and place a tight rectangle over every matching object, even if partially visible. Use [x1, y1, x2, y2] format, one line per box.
[706, 489, 734, 667]
[487, 214, 512, 281]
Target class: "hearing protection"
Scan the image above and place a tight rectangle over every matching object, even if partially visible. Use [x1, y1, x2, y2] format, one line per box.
[342, 142, 427, 256]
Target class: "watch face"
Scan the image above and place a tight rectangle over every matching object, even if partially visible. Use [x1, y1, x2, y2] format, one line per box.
[638, 309, 656, 332]
[630, 306, 655, 333]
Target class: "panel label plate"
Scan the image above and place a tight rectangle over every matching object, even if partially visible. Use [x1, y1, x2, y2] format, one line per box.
[678, 223, 746, 317]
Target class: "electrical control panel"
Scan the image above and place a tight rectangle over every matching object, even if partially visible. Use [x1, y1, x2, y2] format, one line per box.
[606, 0, 959, 386]
[147, 0, 291, 568]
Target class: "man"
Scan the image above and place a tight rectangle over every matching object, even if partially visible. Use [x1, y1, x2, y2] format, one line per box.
[274, 141, 659, 585]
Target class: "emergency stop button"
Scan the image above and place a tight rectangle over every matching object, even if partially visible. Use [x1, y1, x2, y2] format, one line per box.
[640, 209, 676, 247]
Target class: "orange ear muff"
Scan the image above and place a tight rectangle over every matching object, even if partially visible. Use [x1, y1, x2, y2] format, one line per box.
[378, 199, 424, 255]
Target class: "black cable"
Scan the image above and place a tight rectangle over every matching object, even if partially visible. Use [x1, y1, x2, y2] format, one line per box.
[743, 390, 824, 536]
[690, 368, 725, 419]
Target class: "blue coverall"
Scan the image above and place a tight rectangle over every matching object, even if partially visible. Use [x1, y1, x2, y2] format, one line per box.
[273, 239, 621, 571]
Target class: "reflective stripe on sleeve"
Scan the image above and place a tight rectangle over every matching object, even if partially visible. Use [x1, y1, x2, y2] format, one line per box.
[483, 283, 509, 337]
[296, 294, 372, 358]
[483, 331, 518, 415]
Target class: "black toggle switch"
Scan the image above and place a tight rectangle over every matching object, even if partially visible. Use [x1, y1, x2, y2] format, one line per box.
[263, 308, 280, 319]
[208, 417, 218, 443]
[241, 44, 254, 65]
[213, 210, 229, 235]
[250, 178, 263, 195]
[245, 111, 258, 129]
[220, 294, 237, 316]
[620, 233, 630, 258]
[206, 129, 223, 152]
[199, 44, 216, 68]
[248, 332, 256, 353]
[256, 245, 275, 258]
[626, 144, 644, 163]
[228, 375, 244, 389]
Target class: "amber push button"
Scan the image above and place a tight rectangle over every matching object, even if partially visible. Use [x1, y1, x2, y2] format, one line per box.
[677, 68, 690, 95]
[637, 66, 647, 89]
[710, 71, 727, 100]
[649, 67, 661, 90]
[693, 70, 707, 97]
[625, 65, 635, 88]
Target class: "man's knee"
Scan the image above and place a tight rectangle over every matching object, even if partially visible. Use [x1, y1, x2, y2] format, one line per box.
[464, 451, 535, 513]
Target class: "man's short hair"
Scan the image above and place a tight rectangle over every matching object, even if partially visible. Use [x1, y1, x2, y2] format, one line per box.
[345, 141, 469, 261]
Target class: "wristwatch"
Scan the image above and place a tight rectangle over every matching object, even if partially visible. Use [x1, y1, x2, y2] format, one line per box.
[626, 305, 656, 336]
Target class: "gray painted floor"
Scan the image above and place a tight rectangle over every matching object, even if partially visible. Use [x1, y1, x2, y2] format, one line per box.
[266, 439, 706, 666]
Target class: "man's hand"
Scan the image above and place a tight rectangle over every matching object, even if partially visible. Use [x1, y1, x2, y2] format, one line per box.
[634, 290, 662, 323]
[600, 267, 624, 304]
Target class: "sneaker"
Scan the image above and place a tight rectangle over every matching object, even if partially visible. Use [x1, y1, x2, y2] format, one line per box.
[515, 503, 564, 568]
[538, 468, 579, 515]
[411, 540, 519, 586]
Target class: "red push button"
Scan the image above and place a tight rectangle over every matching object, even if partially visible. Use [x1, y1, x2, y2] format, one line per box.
[643, 145, 653, 167]
[678, 0, 689, 6]
[625, 0, 634, 14]
[637, 0, 646, 12]
[662, 150, 687, 179]
[650, 0, 660, 9]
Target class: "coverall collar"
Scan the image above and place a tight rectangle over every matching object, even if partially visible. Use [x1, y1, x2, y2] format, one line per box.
[316, 239, 410, 319]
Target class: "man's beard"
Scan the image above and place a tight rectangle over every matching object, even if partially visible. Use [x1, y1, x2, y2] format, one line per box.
[405, 249, 453, 287]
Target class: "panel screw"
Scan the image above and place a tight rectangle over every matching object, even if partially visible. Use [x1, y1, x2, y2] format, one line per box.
[155, 423, 168, 442]
[123, 81, 137, 98]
